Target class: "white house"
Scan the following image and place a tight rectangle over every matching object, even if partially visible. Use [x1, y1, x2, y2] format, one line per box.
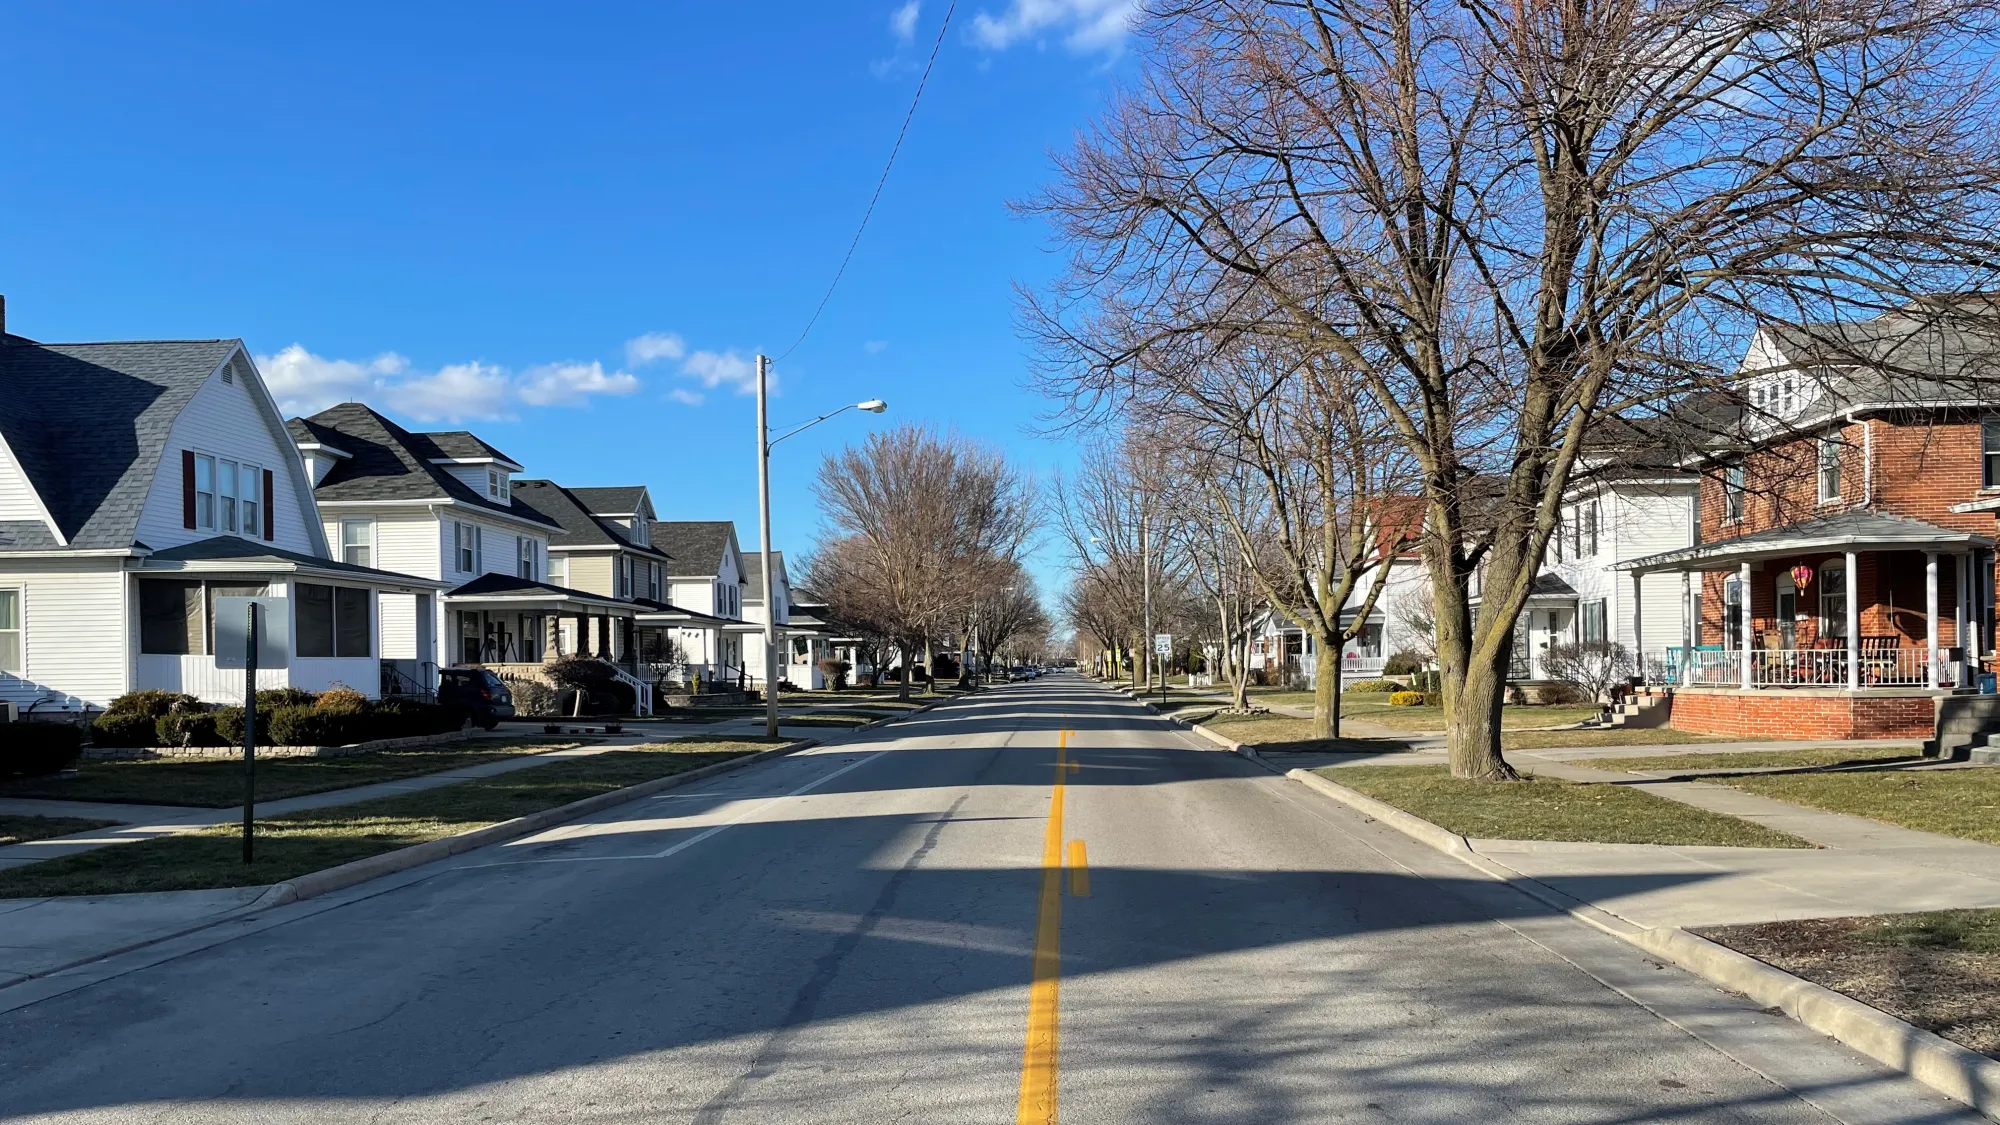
[648, 521, 750, 684]
[287, 404, 634, 689]
[742, 550, 833, 689]
[1246, 552, 1430, 685]
[0, 314, 447, 712]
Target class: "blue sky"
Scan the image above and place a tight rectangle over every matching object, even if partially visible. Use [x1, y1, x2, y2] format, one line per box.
[0, 0, 1138, 593]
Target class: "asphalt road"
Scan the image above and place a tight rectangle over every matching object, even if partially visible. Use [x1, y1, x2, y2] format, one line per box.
[0, 675, 1982, 1124]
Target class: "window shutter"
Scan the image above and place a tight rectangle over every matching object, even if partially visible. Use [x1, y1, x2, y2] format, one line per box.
[262, 470, 275, 540]
[181, 451, 196, 528]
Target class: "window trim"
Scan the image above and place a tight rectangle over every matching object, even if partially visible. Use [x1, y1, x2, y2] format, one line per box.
[239, 463, 261, 541]
[1723, 462, 1746, 522]
[1817, 432, 1842, 503]
[340, 518, 376, 569]
[193, 454, 217, 530]
[0, 587, 22, 675]
[517, 535, 536, 581]
[1583, 499, 1599, 556]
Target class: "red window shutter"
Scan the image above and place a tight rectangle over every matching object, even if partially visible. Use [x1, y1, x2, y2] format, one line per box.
[263, 469, 275, 540]
[181, 451, 196, 528]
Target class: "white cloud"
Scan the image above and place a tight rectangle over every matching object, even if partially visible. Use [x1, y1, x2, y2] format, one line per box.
[624, 331, 686, 367]
[667, 388, 706, 406]
[864, 339, 889, 354]
[890, 0, 921, 41]
[257, 345, 641, 425]
[971, 0, 1139, 52]
[680, 349, 762, 395]
[518, 360, 642, 407]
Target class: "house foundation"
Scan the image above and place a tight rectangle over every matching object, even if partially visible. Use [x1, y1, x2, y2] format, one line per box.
[1662, 686, 1939, 740]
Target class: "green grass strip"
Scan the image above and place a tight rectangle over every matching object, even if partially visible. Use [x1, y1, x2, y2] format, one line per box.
[1722, 768, 2000, 848]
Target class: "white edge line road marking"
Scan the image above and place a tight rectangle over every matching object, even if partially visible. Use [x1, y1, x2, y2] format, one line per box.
[459, 749, 897, 869]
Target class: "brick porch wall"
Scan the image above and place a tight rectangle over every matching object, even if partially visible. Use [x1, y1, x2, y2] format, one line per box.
[1666, 689, 1936, 739]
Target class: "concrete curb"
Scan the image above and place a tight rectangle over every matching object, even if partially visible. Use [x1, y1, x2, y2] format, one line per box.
[245, 737, 822, 911]
[1282, 766, 2000, 1119]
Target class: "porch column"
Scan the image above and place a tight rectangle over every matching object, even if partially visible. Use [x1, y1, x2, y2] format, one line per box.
[1926, 551, 1940, 689]
[1739, 561, 1753, 689]
[1956, 552, 1969, 687]
[1845, 551, 1860, 690]
[1681, 570, 1695, 687]
[1630, 570, 1645, 673]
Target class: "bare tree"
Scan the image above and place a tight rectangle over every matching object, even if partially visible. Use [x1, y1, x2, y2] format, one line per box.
[814, 424, 1038, 701]
[1026, 0, 2000, 777]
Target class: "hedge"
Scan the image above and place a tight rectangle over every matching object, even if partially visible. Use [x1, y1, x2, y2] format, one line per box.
[90, 697, 463, 749]
[0, 721, 85, 777]
[1345, 679, 1402, 693]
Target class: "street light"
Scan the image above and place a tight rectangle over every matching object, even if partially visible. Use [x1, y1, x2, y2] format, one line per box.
[756, 354, 886, 738]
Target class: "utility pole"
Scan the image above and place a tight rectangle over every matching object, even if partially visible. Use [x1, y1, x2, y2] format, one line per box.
[757, 354, 779, 740]
[1141, 504, 1153, 694]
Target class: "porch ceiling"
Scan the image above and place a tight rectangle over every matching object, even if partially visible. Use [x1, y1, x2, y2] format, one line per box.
[1617, 511, 1993, 575]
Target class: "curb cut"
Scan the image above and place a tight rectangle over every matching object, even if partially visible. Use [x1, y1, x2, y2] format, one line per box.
[1283, 766, 2000, 1119]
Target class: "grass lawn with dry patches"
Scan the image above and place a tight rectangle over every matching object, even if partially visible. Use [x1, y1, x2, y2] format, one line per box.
[1700, 909, 2000, 1059]
[0, 736, 780, 898]
[1321, 765, 1811, 847]
[0, 738, 580, 809]
[0, 813, 118, 847]
[1201, 712, 1416, 754]
[1716, 767, 2000, 847]
[1502, 728, 1728, 751]
[1562, 747, 1926, 773]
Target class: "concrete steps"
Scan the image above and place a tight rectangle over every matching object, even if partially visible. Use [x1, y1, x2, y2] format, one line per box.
[1606, 691, 1671, 729]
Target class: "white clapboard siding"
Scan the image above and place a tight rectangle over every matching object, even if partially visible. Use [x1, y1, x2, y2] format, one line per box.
[0, 435, 51, 526]
[1612, 485, 1698, 650]
[134, 656, 290, 702]
[136, 361, 320, 555]
[0, 562, 130, 708]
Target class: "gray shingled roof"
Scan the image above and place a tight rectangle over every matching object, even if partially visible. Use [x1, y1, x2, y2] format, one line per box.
[568, 486, 648, 515]
[0, 336, 240, 549]
[290, 404, 557, 528]
[511, 479, 670, 557]
[741, 551, 784, 605]
[1619, 510, 1995, 574]
[142, 535, 446, 585]
[650, 521, 736, 577]
[423, 430, 519, 466]
[0, 521, 62, 550]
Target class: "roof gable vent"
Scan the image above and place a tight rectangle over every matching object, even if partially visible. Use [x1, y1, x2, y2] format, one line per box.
[221, 361, 235, 385]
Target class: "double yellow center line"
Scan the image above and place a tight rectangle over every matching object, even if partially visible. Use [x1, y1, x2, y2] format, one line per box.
[1017, 731, 1086, 1125]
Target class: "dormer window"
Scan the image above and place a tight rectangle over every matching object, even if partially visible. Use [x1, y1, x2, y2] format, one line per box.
[487, 470, 500, 499]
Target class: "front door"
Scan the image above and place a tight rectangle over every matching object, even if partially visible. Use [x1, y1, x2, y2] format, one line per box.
[1776, 575, 1798, 649]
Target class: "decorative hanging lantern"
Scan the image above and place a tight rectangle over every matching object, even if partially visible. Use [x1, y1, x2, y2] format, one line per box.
[1790, 563, 1815, 588]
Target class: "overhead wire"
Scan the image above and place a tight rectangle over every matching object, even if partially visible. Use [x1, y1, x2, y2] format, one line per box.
[774, 0, 957, 362]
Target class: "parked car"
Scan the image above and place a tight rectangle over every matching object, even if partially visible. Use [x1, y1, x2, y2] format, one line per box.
[436, 668, 516, 729]
[1008, 665, 1034, 682]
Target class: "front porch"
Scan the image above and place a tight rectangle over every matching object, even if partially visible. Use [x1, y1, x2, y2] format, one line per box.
[1618, 511, 1993, 740]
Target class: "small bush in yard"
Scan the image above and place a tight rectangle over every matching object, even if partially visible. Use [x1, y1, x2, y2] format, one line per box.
[155, 711, 225, 747]
[0, 722, 85, 776]
[1388, 690, 1439, 707]
[1383, 651, 1426, 676]
[314, 686, 369, 714]
[90, 711, 157, 748]
[1346, 679, 1402, 693]
[817, 658, 852, 690]
[503, 677, 557, 717]
[267, 705, 338, 747]
[254, 686, 318, 711]
[105, 690, 200, 719]
[212, 706, 267, 747]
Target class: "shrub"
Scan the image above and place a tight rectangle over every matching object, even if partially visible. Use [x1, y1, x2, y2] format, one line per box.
[313, 686, 369, 713]
[255, 686, 318, 711]
[1388, 690, 1431, 706]
[373, 699, 462, 737]
[212, 706, 270, 746]
[1, 721, 85, 776]
[156, 711, 225, 747]
[503, 677, 558, 717]
[1539, 641, 1633, 704]
[1345, 679, 1402, 693]
[267, 705, 341, 747]
[105, 690, 200, 719]
[1383, 651, 1427, 676]
[1410, 669, 1442, 693]
[931, 653, 960, 682]
[545, 655, 614, 689]
[91, 711, 158, 748]
[817, 658, 852, 691]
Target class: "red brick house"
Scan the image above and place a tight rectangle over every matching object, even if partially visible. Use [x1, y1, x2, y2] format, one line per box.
[1617, 309, 2000, 740]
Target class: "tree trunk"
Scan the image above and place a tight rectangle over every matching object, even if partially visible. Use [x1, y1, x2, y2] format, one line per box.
[923, 638, 936, 695]
[1230, 637, 1250, 710]
[897, 643, 913, 702]
[1431, 559, 1519, 780]
[1311, 639, 1337, 739]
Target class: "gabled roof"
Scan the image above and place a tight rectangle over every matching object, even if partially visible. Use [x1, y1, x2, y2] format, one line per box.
[288, 404, 557, 528]
[442, 571, 634, 610]
[0, 335, 241, 549]
[511, 479, 671, 557]
[568, 486, 648, 516]
[423, 430, 520, 467]
[650, 520, 737, 578]
[741, 550, 787, 603]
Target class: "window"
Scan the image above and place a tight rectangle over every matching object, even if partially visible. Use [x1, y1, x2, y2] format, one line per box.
[1983, 420, 2000, 488]
[1821, 563, 1848, 639]
[139, 579, 204, 655]
[1723, 462, 1745, 521]
[341, 519, 373, 568]
[547, 553, 568, 586]
[296, 583, 372, 658]
[518, 536, 536, 580]
[240, 466, 260, 540]
[1817, 433, 1842, 501]
[1781, 375, 1796, 414]
[218, 460, 237, 533]
[194, 455, 216, 530]
[204, 583, 266, 654]
[0, 588, 19, 674]
[648, 563, 661, 602]
[1582, 599, 1606, 643]
[619, 557, 633, 598]
[1551, 515, 1565, 563]
[454, 522, 479, 573]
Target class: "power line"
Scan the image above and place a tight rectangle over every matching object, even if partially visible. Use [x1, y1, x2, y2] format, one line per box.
[776, 1, 956, 362]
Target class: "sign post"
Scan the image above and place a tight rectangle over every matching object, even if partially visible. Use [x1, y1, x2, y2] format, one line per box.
[243, 602, 258, 865]
[1153, 633, 1172, 704]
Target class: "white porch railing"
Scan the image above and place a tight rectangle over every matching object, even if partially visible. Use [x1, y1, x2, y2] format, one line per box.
[1642, 646, 1954, 689]
[609, 665, 653, 716]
